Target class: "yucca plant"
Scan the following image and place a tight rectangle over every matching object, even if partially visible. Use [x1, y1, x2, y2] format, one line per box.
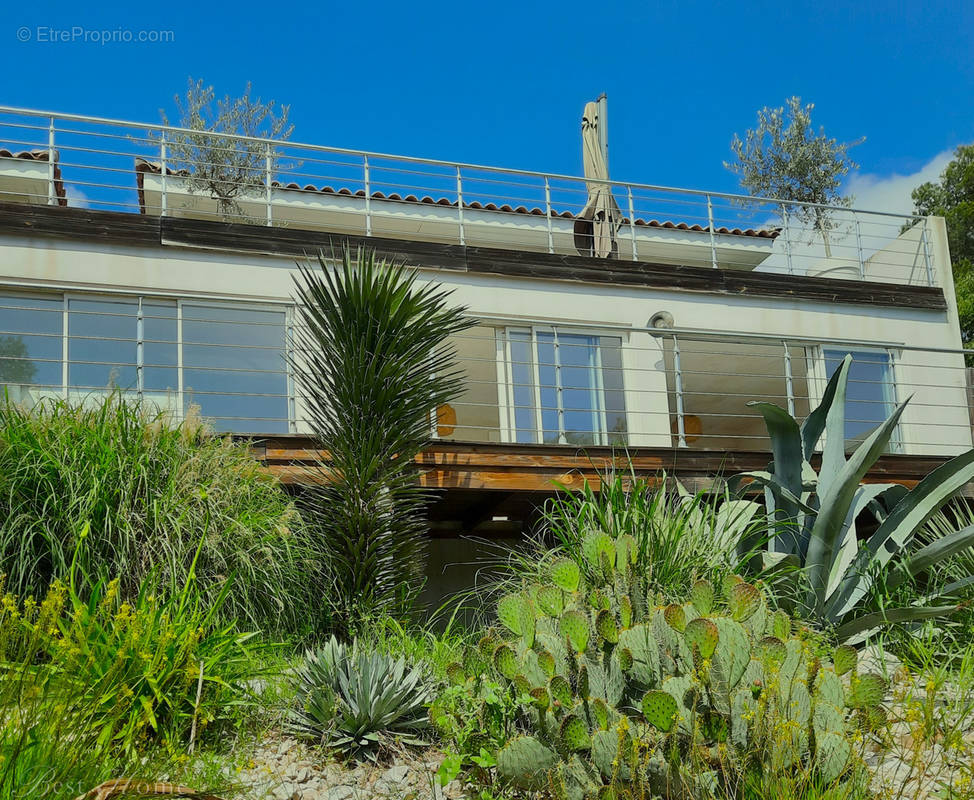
[738, 354, 974, 641]
[290, 246, 475, 630]
[288, 637, 435, 760]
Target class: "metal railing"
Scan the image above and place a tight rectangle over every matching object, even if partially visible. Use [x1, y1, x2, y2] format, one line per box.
[0, 106, 939, 286]
[2, 288, 970, 454]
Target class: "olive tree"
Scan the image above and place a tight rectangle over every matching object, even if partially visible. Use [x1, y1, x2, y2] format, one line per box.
[157, 78, 293, 220]
[725, 97, 863, 257]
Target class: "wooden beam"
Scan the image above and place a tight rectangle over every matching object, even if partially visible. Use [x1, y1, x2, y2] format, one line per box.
[0, 202, 947, 311]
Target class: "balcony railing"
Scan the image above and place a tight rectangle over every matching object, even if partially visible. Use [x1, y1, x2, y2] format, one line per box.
[1, 288, 970, 456]
[0, 106, 939, 286]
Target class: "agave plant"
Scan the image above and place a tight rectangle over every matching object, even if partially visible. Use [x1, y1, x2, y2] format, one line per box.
[288, 637, 435, 759]
[738, 354, 974, 641]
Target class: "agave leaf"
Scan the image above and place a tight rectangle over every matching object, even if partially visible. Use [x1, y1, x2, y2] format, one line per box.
[805, 397, 909, 614]
[800, 355, 846, 460]
[828, 448, 974, 617]
[747, 402, 804, 519]
[834, 603, 961, 643]
[818, 355, 853, 496]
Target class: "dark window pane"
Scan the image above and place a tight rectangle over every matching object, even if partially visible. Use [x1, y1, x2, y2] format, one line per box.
[824, 349, 894, 442]
[68, 298, 138, 391]
[0, 293, 63, 391]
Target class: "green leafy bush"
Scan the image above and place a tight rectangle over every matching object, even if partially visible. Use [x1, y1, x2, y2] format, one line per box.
[0, 569, 254, 797]
[739, 354, 974, 641]
[0, 393, 320, 634]
[288, 636, 436, 760]
[450, 533, 878, 800]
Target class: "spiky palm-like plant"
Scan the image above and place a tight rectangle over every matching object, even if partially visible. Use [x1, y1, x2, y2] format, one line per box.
[290, 247, 475, 630]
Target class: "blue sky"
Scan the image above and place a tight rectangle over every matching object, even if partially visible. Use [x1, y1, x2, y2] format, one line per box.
[3, 0, 972, 211]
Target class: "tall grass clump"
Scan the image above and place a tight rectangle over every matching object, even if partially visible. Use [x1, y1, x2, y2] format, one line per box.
[534, 469, 763, 600]
[0, 392, 319, 635]
[291, 246, 475, 632]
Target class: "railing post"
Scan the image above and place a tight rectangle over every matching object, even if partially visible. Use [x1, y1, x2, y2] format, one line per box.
[47, 117, 56, 206]
[264, 143, 273, 227]
[854, 211, 865, 279]
[783, 341, 795, 417]
[456, 166, 465, 247]
[627, 186, 638, 262]
[136, 297, 144, 400]
[544, 177, 554, 254]
[920, 217, 934, 287]
[363, 155, 372, 237]
[780, 204, 794, 275]
[706, 195, 718, 269]
[159, 132, 168, 218]
[672, 335, 687, 448]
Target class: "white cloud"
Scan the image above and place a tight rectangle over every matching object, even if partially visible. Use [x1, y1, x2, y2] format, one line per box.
[64, 184, 90, 209]
[845, 147, 961, 216]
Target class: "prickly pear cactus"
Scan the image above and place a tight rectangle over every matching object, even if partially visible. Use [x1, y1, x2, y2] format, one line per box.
[455, 558, 878, 799]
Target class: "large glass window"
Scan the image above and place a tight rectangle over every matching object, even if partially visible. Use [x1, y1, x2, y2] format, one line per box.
[823, 348, 896, 444]
[181, 304, 289, 433]
[504, 328, 626, 445]
[0, 293, 62, 402]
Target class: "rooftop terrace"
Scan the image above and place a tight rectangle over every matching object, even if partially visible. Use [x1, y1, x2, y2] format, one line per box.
[0, 106, 940, 287]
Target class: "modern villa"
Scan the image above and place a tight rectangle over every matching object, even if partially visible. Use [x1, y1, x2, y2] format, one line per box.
[0, 105, 970, 546]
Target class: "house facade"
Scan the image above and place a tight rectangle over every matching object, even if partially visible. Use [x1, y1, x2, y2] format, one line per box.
[0, 106, 970, 534]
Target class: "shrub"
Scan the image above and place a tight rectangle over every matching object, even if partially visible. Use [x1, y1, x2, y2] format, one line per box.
[290, 246, 475, 630]
[539, 471, 762, 600]
[288, 636, 436, 760]
[0, 393, 320, 635]
[445, 534, 878, 800]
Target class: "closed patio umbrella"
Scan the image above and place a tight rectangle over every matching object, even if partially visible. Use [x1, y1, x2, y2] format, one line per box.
[573, 98, 622, 259]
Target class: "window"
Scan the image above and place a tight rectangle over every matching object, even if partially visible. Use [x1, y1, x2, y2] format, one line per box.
[502, 327, 626, 445]
[822, 348, 897, 445]
[0, 293, 62, 401]
[0, 290, 290, 434]
[182, 304, 289, 433]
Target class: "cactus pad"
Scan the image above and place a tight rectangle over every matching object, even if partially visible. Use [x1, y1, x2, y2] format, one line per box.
[549, 674, 573, 707]
[616, 646, 634, 672]
[493, 644, 519, 680]
[496, 735, 559, 787]
[721, 572, 744, 600]
[590, 697, 610, 730]
[445, 661, 466, 686]
[559, 714, 592, 752]
[560, 609, 591, 653]
[727, 581, 761, 622]
[833, 645, 857, 677]
[596, 609, 619, 643]
[689, 579, 715, 615]
[848, 673, 887, 709]
[537, 585, 566, 617]
[815, 731, 851, 784]
[772, 610, 791, 640]
[684, 617, 720, 660]
[530, 687, 550, 710]
[642, 690, 678, 733]
[757, 635, 787, 664]
[498, 593, 535, 646]
[664, 603, 687, 632]
[550, 558, 581, 593]
[619, 595, 633, 629]
[537, 648, 556, 678]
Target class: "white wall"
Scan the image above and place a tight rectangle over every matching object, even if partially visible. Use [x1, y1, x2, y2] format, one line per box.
[0, 221, 968, 455]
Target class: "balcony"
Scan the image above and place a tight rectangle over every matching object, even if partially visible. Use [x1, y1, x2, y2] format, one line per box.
[0, 105, 941, 287]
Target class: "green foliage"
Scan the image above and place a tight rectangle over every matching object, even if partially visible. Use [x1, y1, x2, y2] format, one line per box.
[0, 571, 253, 798]
[540, 470, 762, 601]
[725, 96, 863, 255]
[288, 636, 436, 760]
[739, 354, 974, 641]
[910, 144, 974, 342]
[158, 77, 293, 220]
[0, 393, 316, 635]
[456, 548, 876, 799]
[291, 246, 475, 631]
